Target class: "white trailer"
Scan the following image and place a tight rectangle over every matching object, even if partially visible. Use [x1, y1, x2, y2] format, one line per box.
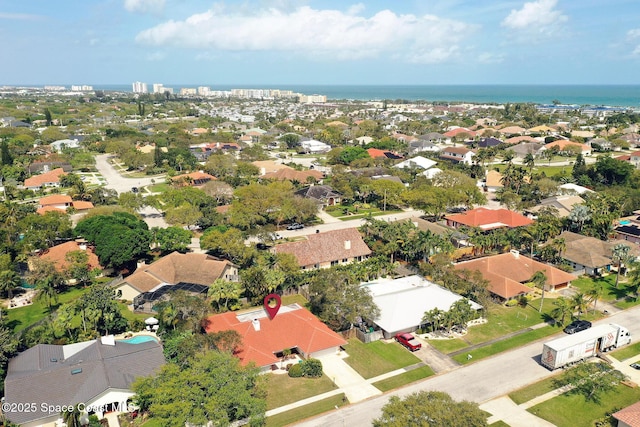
[541, 323, 631, 370]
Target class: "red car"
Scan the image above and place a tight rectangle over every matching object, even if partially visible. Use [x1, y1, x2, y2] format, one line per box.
[395, 333, 422, 351]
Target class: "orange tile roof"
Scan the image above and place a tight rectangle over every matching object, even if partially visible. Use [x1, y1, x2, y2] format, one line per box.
[614, 401, 640, 427]
[443, 128, 476, 138]
[36, 206, 66, 215]
[445, 207, 533, 229]
[39, 195, 72, 206]
[271, 228, 371, 267]
[39, 241, 101, 272]
[544, 139, 590, 151]
[24, 168, 66, 188]
[204, 304, 347, 367]
[72, 201, 94, 211]
[454, 252, 577, 299]
[367, 148, 387, 158]
[171, 171, 217, 184]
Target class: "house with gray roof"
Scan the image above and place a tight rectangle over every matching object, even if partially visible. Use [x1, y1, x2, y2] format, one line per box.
[4, 336, 165, 426]
[294, 185, 342, 208]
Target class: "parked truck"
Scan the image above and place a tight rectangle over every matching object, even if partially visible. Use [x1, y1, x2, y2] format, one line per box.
[541, 323, 631, 370]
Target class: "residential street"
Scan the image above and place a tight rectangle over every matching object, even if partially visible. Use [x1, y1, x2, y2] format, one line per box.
[93, 154, 163, 194]
[293, 306, 640, 426]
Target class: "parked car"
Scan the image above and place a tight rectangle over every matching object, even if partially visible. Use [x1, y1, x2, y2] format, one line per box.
[131, 187, 139, 193]
[563, 319, 592, 334]
[395, 333, 422, 352]
[630, 362, 640, 370]
[286, 223, 304, 230]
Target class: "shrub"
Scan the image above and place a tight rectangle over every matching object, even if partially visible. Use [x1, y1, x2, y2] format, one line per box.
[300, 358, 323, 378]
[288, 363, 303, 378]
[505, 299, 518, 307]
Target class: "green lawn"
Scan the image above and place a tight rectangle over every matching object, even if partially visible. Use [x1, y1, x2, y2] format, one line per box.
[342, 338, 421, 379]
[324, 205, 402, 220]
[266, 393, 347, 427]
[452, 326, 559, 364]
[266, 373, 337, 410]
[611, 341, 640, 362]
[281, 294, 309, 307]
[6, 286, 88, 333]
[488, 421, 510, 427]
[571, 274, 626, 302]
[372, 366, 434, 392]
[464, 299, 557, 345]
[426, 337, 469, 354]
[149, 183, 170, 193]
[528, 383, 640, 427]
[509, 375, 563, 405]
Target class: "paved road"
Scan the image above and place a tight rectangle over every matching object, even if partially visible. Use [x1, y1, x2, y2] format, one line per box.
[94, 154, 163, 195]
[293, 306, 640, 426]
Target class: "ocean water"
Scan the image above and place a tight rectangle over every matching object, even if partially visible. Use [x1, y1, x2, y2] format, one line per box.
[95, 84, 640, 107]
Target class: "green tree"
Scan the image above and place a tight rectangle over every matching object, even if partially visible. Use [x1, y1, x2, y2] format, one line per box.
[586, 282, 604, 313]
[208, 278, 242, 311]
[612, 243, 631, 288]
[308, 269, 379, 331]
[529, 270, 548, 313]
[550, 297, 572, 326]
[132, 351, 266, 426]
[373, 391, 487, 427]
[553, 362, 626, 404]
[61, 404, 83, 427]
[571, 292, 590, 320]
[153, 226, 192, 253]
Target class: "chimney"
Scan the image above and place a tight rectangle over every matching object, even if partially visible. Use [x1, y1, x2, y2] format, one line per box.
[344, 240, 351, 250]
[252, 318, 260, 331]
[510, 249, 520, 259]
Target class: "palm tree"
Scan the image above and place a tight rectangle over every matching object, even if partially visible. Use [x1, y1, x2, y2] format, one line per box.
[61, 403, 83, 427]
[586, 283, 604, 313]
[612, 243, 631, 288]
[523, 153, 535, 177]
[35, 277, 60, 311]
[529, 270, 548, 313]
[627, 260, 640, 301]
[550, 297, 572, 326]
[571, 292, 589, 320]
[0, 269, 21, 300]
[568, 205, 591, 232]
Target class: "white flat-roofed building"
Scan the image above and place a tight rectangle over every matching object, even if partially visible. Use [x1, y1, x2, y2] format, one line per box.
[362, 275, 482, 338]
[132, 81, 148, 93]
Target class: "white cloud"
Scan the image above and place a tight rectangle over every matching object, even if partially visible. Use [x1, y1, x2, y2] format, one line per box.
[135, 5, 476, 64]
[501, 0, 567, 31]
[124, 0, 165, 14]
[477, 52, 505, 64]
[627, 29, 640, 39]
[633, 45, 640, 57]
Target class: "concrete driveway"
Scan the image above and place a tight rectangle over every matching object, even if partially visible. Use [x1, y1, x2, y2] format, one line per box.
[94, 154, 164, 195]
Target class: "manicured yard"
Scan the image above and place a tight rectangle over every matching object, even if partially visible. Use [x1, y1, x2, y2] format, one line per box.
[6, 286, 88, 333]
[426, 337, 469, 354]
[266, 373, 337, 410]
[266, 393, 347, 427]
[488, 421, 510, 427]
[528, 383, 640, 427]
[509, 375, 563, 405]
[611, 341, 640, 362]
[372, 365, 434, 392]
[149, 183, 170, 193]
[342, 338, 421, 379]
[571, 274, 627, 302]
[452, 326, 559, 365]
[281, 294, 309, 307]
[324, 204, 402, 220]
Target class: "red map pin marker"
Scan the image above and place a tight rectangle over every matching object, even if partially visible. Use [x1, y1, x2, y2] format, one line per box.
[264, 294, 281, 319]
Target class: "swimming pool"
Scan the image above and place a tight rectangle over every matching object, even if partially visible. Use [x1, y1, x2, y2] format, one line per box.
[118, 335, 159, 345]
[620, 220, 631, 225]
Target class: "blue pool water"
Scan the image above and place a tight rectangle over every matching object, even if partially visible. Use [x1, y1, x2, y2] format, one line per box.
[118, 335, 158, 345]
[620, 220, 631, 225]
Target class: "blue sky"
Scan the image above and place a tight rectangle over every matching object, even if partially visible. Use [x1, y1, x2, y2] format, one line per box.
[1, 0, 640, 86]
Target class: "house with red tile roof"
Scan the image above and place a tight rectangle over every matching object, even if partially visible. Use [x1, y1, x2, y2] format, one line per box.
[23, 168, 66, 190]
[37, 194, 94, 214]
[445, 207, 533, 230]
[439, 146, 475, 165]
[204, 303, 347, 370]
[613, 400, 640, 427]
[454, 250, 577, 302]
[171, 171, 217, 187]
[366, 148, 403, 160]
[115, 252, 239, 311]
[543, 139, 591, 156]
[38, 241, 101, 274]
[443, 127, 476, 140]
[271, 228, 371, 270]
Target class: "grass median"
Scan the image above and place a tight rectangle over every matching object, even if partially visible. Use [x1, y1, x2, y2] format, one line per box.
[266, 393, 348, 427]
[372, 366, 434, 392]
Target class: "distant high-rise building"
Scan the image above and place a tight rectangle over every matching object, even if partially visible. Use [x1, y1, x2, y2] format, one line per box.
[71, 85, 93, 91]
[132, 81, 148, 93]
[152, 83, 164, 94]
